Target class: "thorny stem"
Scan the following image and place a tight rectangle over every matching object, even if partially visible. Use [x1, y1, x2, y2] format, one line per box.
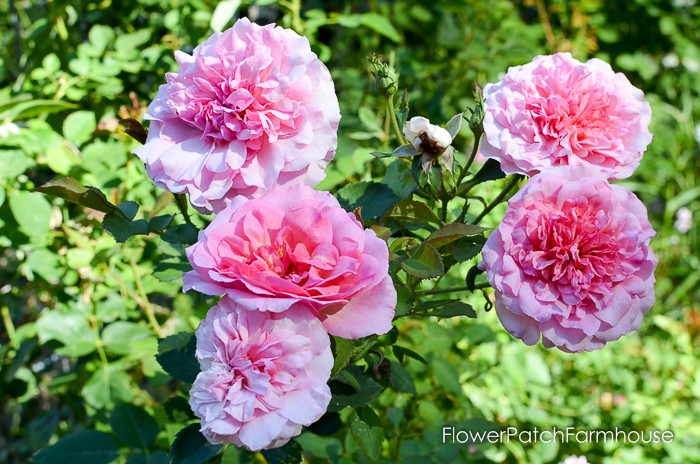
[440, 188, 449, 222]
[471, 176, 521, 224]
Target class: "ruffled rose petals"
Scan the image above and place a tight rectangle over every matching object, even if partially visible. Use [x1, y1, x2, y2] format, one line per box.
[183, 183, 396, 339]
[481, 52, 652, 180]
[189, 298, 332, 451]
[479, 166, 657, 352]
[134, 18, 340, 213]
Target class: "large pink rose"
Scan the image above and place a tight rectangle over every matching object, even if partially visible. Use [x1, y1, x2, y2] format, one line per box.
[479, 166, 657, 352]
[133, 18, 340, 213]
[481, 52, 652, 180]
[183, 184, 396, 339]
[189, 298, 332, 450]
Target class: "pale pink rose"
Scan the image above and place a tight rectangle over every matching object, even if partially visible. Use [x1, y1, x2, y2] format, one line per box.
[479, 166, 657, 352]
[133, 18, 340, 213]
[481, 52, 652, 180]
[183, 184, 396, 339]
[189, 298, 332, 451]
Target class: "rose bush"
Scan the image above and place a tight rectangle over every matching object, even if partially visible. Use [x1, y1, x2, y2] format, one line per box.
[21, 5, 683, 462]
[134, 18, 340, 213]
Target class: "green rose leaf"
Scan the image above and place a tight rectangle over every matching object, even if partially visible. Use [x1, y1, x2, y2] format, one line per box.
[82, 369, 132, 410]
[261, 440, 303, 464]
[350, 406, 384, 460]
[331, 336, 355, 376]
[471, 158, 506, 185]
[156, 332, 199, 384]
[336, 181, 399, 220]
[388, 360, 416, 394]
[33, 430, 119, 464]
[384, 199, 442, 225]
[102, 321, 154, 356]
[63, 110, 96, 147]
[111, 403, 160, 450]
[8, 190, 52, 241]
[358, 13, 400, 43]
[401, 242, 444, 279]
[170, 423, 222, 464]
[0, 149, 34, 179]
[103, 201, 150, 243]
[414, 299, 476, 319]
[446, 112, 464, 139]
[426, 223, 490, 248]
[33, 177, 118, 214]
[153, 258, 191, 282]
[36, 310, 97, 357]
[148, 214, 174, 232]
[328, 366, 384, 412]
[162, 223, 199, 245]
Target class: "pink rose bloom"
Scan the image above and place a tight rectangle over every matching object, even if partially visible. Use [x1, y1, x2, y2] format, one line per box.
[479, 166, 657, 352]
[481, 52, 652, 180]
[183, 184, 396, 339]
[189, 298, 332, 451]
[133, 18, 340, 213]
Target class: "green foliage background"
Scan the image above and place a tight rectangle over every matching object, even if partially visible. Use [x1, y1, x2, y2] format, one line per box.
[1, 1, 699, 463]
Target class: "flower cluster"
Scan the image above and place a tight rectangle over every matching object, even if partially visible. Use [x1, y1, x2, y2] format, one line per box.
[137, 18, 395, 450]
[480, 53, 657, 352]
[137, 16, 659, 451]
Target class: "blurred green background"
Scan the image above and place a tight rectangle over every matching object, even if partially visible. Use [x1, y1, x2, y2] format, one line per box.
[1, 1, 699, 463]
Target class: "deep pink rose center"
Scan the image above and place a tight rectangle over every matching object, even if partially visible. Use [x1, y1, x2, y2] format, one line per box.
[514, 197, 628, 304]
[526, 72, 622, 158]
[173, 55, 307, 148]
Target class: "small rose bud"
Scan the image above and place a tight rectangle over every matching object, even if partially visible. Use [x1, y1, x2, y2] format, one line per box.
[369, 55, 398, 97]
